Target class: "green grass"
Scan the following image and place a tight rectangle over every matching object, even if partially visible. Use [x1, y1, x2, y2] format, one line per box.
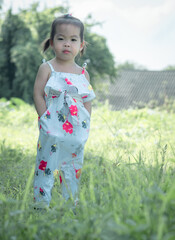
[0, 98, 175, 240]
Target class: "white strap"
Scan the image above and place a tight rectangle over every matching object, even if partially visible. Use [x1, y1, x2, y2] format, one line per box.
[47, 62, 55, 72]
[82, 62, 87, 69]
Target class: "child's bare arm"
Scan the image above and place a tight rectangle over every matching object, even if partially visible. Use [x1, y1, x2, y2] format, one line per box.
[84, 101, 92, 115]
[33, 63, 50, 117]
[83, 70, 92, 115]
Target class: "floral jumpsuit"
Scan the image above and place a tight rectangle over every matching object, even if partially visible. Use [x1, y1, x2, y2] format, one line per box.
[33, 62, 96, 206]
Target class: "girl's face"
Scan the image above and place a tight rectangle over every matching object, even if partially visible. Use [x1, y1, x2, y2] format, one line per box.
[51, 24, 84, 63]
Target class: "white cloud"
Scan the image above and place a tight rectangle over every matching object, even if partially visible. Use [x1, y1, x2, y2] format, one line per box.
[112, 0, 175, 32]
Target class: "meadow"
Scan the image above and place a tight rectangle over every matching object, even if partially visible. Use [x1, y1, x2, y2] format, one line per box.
[0, 97, 175, 240]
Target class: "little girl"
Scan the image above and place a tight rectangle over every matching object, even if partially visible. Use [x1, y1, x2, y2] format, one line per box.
[33, 14, 95, 207]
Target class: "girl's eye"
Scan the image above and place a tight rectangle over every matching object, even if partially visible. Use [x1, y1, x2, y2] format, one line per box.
[71, 39, 77, 42]
[58, 38, 64, 40]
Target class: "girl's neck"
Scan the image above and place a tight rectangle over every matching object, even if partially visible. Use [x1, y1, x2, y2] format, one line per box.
[52, 57, 81, 74]
[55, 57, 75, 67]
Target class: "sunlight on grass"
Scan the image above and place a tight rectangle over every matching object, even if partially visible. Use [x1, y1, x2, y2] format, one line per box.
[0, 98, 175, 239]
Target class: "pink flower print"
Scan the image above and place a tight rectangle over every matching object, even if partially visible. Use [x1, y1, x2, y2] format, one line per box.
[47, 110, 50, 115]
[69, 105, 78, 116]
[63, 120, 73, 134]
[73, 98, 77, 103]
[40, 187, 45, 196]
[65, 78, 72, 85]
[39, 124, 42, 130]
[82, 95, 88, 99]
[52, 96, 57, 98]
[75, 169, 82, 179]
[38, 116, 40, 121]
[39, 160, 47, 171]
[72, 153, 77, 158]
[45, 110, 51, 119]
[82, 69, 85, 74]
[59, 175, 62, 184]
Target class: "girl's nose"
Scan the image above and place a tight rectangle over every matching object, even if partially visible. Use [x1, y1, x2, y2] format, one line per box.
[64, 41, 70, 47]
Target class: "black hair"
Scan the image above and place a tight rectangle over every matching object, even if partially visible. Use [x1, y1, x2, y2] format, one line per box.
[43, 14, 86, 56]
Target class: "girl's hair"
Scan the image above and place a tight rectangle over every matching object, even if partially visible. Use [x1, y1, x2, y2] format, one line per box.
[43, 14, 86, 56]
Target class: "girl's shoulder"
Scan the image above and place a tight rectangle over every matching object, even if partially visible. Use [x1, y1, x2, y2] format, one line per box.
[35, 62, 52, 84]
[39, 62, 51, 73]
[38, 62, 52, 78]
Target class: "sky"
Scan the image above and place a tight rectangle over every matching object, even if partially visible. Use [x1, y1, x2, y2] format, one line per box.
[2, 0, 175, 70]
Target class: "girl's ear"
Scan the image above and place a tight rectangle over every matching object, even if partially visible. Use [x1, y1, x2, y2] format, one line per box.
[80, 41, 85, 52]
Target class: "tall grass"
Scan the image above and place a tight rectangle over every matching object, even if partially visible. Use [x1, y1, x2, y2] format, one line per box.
[0, 98, 175, 240]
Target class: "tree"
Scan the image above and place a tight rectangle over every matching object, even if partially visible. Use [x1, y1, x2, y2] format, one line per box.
[116, 61, 147, 71]
[0, 9, 32, 99]
[164, 65, 175, 71]
[11, 42, 41, 103]
[0, 6, 117, 102]
[76, 15, 117, 86]
[0, 0, 3, 9]
[20, 3, 67, 44]
[77, 32, 117, 86]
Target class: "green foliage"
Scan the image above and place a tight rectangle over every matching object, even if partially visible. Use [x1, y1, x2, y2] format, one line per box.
[0, 6, 116, 103]
[76, 15, 117, 86]
[0, 99, 175, 239]
[11, 42, 41, 103]
[0, 0, 3, 9]
[0, 9, 35, 101]
[116, 61, 147, 71]
[20, 3, 66, 44]
[163, 65, 175, 71]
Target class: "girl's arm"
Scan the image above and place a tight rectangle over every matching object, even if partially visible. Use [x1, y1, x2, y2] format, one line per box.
[84, 101, 92, 116]
[84, 70, 92, 116]
[33, 63, 50, 117]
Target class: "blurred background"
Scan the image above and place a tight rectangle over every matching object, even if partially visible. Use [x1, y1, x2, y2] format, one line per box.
[0, 0, 175, 106]
[1, 0, 175, 69]
[1, 2, 175, 238]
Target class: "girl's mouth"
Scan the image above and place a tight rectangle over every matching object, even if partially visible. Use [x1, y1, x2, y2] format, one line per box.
[63, 50, 70, 54]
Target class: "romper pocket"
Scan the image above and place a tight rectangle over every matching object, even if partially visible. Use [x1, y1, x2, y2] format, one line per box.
[40, 109, 48, 120]
[38, 105, 53, 133]
[39, 104, 52, 120]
